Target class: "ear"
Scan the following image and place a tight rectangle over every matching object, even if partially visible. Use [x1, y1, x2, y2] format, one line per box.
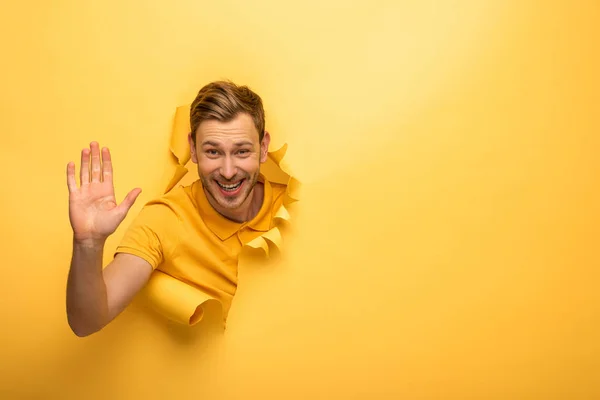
[188, 132, 198, 163]
[260, 131, 271, 163]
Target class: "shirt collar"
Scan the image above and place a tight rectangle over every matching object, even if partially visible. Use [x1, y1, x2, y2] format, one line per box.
[193, 174, 274, 241]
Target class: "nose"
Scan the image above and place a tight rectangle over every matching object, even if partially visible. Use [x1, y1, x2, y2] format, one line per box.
[219, 156, 237, 180]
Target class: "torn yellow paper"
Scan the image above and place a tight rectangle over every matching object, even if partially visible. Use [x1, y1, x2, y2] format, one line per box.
[169, 105, 193, 167]
[245, 226, 283, 257]
[140, 105, 299, 326]
[142, 270, 220, 325]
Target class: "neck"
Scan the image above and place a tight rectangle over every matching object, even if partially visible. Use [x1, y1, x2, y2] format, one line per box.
[205, 182, 264, 223]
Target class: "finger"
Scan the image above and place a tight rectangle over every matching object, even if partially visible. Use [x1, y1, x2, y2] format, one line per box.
[90, 142, 101, 182]
[66, 162, 77, 192]
[116, 188, 142, 216]
[101, 147, 113, 183]
[80, 148, 90, 185]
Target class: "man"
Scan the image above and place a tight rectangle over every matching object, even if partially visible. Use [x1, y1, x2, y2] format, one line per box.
[66, 81, 288, 337]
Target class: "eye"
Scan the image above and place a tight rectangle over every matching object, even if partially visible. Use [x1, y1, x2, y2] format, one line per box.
[238, 149, 250, 156]
[205, 149, 218, 156]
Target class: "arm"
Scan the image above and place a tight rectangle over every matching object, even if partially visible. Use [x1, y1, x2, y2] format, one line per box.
[67, 242, 153, 337]
[66, 238, 108, 336]
[65, 142, 147, 337]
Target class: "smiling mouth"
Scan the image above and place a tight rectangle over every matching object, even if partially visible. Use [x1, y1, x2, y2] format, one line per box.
[216, 180, 243, 192]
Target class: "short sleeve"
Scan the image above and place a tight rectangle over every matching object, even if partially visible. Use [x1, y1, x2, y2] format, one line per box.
[114, 202, 179, 270]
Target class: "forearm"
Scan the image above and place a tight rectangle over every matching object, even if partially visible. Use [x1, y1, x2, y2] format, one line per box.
[66, 238, 109, 336]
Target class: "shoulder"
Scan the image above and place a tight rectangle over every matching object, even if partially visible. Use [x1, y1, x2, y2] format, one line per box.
[143, 182, 196, 212]
[129, 182, 198, 228]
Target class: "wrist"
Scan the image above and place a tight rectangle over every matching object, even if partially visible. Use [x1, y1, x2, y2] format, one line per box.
[73, 235, 107, 248]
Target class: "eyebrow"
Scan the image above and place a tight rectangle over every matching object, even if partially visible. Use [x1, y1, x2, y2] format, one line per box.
[201, 140, 253, 147]
[233, 141, 253, 147]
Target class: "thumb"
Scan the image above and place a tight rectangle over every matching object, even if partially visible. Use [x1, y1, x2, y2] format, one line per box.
[116, 188, 142, 216]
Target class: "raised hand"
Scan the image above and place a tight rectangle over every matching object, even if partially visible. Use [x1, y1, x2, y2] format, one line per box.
[66, 142, 141, 243]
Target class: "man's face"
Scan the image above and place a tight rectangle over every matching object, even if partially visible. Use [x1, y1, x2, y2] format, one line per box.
[189, 113, 269, 212]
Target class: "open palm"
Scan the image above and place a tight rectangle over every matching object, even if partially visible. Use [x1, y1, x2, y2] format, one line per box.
[66, 142, 141, 242]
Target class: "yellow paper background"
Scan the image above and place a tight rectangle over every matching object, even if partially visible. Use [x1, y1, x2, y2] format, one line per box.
[1, 0, 599, 399]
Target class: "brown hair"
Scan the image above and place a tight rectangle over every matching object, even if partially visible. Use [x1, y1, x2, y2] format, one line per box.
[190, 80, 265, 144]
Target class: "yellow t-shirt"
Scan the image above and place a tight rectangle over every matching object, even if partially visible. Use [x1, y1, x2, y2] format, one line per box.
[115, 175, 287, 320]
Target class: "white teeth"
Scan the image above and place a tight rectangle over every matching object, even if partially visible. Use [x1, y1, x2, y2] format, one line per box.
[217, 180, 242, 191]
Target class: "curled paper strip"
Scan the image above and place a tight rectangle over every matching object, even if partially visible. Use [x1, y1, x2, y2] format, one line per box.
[144, 105, 299, 326]
[143, 270, 220, 325]
[164, 105, 193, 193]
[245, 226, 283, 257]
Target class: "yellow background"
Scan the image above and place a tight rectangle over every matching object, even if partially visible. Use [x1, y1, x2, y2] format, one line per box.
[1, 0, 599, 398]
